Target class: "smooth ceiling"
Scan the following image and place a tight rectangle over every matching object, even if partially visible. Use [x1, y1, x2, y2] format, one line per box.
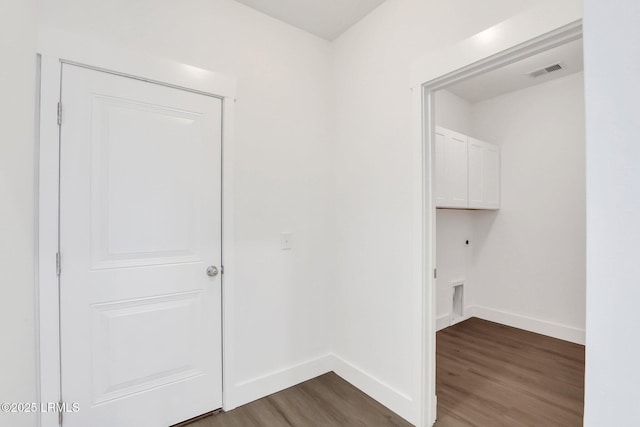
[234, 0, 387, 40]
[447, 38, 584, 103]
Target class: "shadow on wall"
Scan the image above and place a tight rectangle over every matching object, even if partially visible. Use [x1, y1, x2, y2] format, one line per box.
[470, 209, 499, 261]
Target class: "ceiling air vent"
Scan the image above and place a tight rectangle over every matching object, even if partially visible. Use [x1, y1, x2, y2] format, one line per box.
[527, 63, 563, 78]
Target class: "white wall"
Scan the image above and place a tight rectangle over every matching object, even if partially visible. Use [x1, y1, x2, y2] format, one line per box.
[434, 90, 473, 135]
[469, 72, 586, 343]
[35, 0, 334, 410]
[331, 0, 539, 422]
[434, 209, 474, 328]
[583, 0, 640, 424]
[0, 1, 38, 427]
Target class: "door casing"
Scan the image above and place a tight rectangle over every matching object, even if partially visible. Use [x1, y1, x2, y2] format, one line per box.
[36, 49, 237, 427]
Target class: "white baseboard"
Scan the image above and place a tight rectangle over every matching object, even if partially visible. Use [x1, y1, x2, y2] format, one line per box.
[437, 305, 475, 331]
[228, 310, 581, 425]
[231, 353, 334, 409]
[469, 305, 585, 345]
[332, 354, 417, 425]
[431, 394, 438, 426]
[230, 354, 419, 426]
[436, 314, 450, 331]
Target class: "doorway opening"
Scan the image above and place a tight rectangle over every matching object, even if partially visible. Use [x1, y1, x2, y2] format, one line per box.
[421, 22, 585, 426]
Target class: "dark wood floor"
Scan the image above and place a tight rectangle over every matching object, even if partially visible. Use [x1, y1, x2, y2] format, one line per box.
[184, 372, 412, 427]
[184, 317, 584, 427]
[435, 317, 585, 427]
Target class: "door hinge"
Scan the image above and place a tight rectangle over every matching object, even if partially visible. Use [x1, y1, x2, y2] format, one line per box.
[57, 102, 62, 126]
[58, 400, 63, 424]
[56, 252, 61, 276]
[434, 268, 437, 279]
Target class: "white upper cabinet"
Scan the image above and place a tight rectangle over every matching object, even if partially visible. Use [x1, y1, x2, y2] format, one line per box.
[434, 127, 500, 210]
[467, 137, 483, 208]
[434, 127, 469, 208]
[468, 137, 500, 209]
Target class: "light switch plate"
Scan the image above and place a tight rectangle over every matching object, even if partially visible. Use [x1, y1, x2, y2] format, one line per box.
[280, 232, 293, 250]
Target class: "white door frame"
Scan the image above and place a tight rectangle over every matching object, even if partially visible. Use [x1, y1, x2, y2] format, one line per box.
[36, 45, 237, 427]
[411, 2, 583, 425]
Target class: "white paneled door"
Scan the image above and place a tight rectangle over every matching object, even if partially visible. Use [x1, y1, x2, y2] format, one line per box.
[59, 64, 223, 427]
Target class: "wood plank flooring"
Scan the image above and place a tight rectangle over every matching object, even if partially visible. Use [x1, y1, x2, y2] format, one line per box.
[435, 317, 585, 427]
[184, 317, 584, 427]
[183, 372, 413, 427]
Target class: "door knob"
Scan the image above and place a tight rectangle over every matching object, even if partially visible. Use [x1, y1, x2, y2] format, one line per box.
[206, 266, 219, 277]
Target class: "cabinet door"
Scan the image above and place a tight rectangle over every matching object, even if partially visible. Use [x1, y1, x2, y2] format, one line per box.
[467, 138, 483, 208]
[434, 128, 448, 207]
[467, 137, 500, 209]
[482, 142, 500, 209]
[434, 127, 468, 208]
